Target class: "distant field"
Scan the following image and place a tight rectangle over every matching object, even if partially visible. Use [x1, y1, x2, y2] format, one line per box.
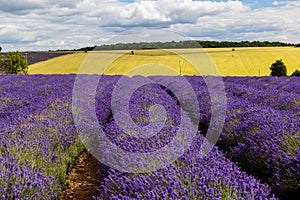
[29, 53, 88, 74]
[29, 50, 200, 76]
[28, 47, 300, 76]
[103, 49, 200, 76]
[207, 47, 300, 76]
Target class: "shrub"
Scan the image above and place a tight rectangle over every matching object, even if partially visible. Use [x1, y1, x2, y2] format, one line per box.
[270, 59, 287, 77]
[0, 51, 28, 74]
[291, 69, 300, 76]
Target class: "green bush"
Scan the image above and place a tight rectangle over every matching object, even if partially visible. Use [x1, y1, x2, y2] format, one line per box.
[0, 51, 28, 74]
[291, 69, 300, 76]
[270, 59, 287, 77]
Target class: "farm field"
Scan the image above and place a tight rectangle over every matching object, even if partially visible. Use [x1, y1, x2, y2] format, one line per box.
[207, 47, 300, 76]
[28, 53, 88, 74]
[28, 47, 300, 76]
[0, 74, 299, 199]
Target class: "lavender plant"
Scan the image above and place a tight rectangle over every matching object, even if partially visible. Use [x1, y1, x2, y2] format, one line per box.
[1, 74, 298, 199]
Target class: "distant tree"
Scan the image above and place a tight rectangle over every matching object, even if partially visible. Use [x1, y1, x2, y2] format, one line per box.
[0, 51, 28, 74]
[291, 69, 300, 76]
[270, 59, 287, 77]
[0, 55, 4, 73]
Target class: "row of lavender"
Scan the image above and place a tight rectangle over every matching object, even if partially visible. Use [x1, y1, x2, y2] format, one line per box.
[223, 76, 300, 95]
[93, 75, 299, 199]
[223, 78, 300, 115]
[186, 76, 299, 199]
[92, 76, 276, 199]
[0, 75, 84, 199]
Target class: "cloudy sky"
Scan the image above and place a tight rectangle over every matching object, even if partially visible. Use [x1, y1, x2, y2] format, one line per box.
[0, 0, 299, 51]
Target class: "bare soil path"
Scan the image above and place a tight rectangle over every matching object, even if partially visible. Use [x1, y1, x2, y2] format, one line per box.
[60, 151, 103, 200]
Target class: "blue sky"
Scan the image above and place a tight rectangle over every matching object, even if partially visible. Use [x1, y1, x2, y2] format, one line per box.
[0, 0, 299, 51]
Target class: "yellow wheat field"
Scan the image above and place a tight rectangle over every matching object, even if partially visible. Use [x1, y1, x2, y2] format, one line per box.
[29, 47, 300, 76]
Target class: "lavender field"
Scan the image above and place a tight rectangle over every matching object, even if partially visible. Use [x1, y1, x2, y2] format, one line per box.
[0, 75, 299, 199]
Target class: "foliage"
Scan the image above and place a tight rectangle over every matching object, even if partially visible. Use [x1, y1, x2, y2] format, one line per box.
[291, 69, 300, 76]
[198, 40, 294, 48]
[73, 40, 295, 51]
[0, 51, 28, 74]
[0, 55, 4, 72]
[270, 59, 287, 76]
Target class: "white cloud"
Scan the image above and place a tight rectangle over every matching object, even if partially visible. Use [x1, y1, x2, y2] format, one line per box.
[92, 0, 249, 27]
[272, 1, 286, 6]
[0, 0, 299, 51]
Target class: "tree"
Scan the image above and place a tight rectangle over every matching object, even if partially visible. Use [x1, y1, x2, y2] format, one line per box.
[0, 46, 2, 52]
[0, 55, 4, 73]
[270, 59, 287, 77]
[0, 51, 28, 74]
[291, 69, 300, 76]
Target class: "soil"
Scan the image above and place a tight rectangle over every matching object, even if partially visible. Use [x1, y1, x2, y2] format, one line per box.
[60, 151, 103, 200]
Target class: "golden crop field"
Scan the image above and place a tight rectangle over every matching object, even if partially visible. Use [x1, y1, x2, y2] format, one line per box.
[29, 53, 88, 74]
[28, 47, 300, 76]
[207, 47, 300, 76]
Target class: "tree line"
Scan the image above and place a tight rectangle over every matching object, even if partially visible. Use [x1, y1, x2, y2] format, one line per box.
[72, 40, 298, 52]
[198, 40, 295, 48]
[1, 41, 299, 53]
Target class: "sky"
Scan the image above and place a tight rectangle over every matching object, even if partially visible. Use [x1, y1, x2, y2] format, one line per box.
[0, 0, 299, 51]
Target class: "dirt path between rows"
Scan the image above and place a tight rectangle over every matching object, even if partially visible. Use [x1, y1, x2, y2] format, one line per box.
[60, 151, 102, 200]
